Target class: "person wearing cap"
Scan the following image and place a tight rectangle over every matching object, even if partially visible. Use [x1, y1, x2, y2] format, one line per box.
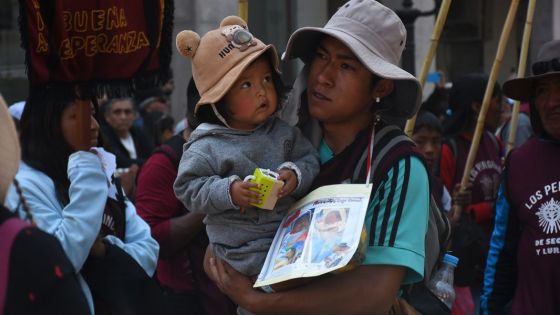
[4, 89, 162, 314]
[172, 15, 319, 304]
[0, 101, 90, 314]
[206, 1, 430, 314]
[481, 40, 560, 315]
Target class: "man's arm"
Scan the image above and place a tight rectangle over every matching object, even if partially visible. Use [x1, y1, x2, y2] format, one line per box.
[481, 183, 518, 314]
[210, 257, 404, 315]
[207, 155, 429, 315]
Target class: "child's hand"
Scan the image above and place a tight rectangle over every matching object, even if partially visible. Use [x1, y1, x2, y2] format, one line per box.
[230, 180, 261, 213]
[277, 169, 297, 198]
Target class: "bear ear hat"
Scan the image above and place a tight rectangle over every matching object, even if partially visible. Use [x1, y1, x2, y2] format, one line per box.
[176, 30, 200, 59]
[220, 15, 247, 28]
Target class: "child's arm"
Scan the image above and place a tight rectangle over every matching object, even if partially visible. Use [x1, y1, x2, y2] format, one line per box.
[173, 150, 242, 214]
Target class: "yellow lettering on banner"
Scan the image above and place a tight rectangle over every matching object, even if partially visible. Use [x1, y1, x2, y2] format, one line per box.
[85, 35, 98, 56]
[36, 12, 45, 31]
[106, 7, 119, 30]
[74, 11, 88, 33]
[119, 8, 127, 28]
[31, 0, 39, 9]
[71, 36, 86, 55]
[96, 33, 108, 53]
[37, 33, 48, 53]
[136, 32, 150, 49]
[126, 31, 136, 52]
[58, 30, 150, 58]
[91, 10, 105, 31]
[60, 38, 72, 59]
[118, 32, 128, 54]
[62, 11, 72, 32]
[106, 35, 118, 53]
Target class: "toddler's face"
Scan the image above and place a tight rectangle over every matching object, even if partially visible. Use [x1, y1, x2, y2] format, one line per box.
[223, 57, 278, 130]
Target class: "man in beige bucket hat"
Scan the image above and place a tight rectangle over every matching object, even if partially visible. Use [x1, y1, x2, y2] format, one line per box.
[207, 1, 431, 314]
[482, 39, 560, 315]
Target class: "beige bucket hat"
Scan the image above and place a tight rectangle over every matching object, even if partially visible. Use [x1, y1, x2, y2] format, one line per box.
[284, 0, 422, 121]
[176, 16, 280, 115]
[0, 98, 21, 203]
[503, 40, 560, 102]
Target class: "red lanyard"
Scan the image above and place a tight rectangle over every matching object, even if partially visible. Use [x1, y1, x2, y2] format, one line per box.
[365, 126, 375, 185]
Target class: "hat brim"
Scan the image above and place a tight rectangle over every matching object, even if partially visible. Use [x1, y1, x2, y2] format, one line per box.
[0, 101, 21, 202]
[284, 27, 422, 120]
[503, 72, 560, 102]
[195, 45, 280, 113]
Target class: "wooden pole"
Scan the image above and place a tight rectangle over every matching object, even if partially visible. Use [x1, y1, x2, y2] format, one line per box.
[76, 100, 92, 151]
[239, 0, 248, 22]
[0, 93, 7, 109]
[404, 0, 453, 137]
[459, 0, 520, 191]
[506, 0, 536, 153]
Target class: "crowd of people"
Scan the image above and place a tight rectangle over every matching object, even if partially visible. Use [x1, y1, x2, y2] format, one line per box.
[1, 0, 559, 314]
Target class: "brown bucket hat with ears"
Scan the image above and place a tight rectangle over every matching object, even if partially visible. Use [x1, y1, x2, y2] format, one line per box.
[0, 99, 21, 203]
[503, 40, 560, 102]
[176, 16, 280, 115]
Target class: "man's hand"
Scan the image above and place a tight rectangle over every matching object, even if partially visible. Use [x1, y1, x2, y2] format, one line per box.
[277, 169, 297, 199]
[452, 183, 472, 209]
[230, 180, 261, 213]
[119, 164, 139, 197]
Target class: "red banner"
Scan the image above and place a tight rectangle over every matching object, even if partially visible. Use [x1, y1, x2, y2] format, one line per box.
[20, 0, 172, 87]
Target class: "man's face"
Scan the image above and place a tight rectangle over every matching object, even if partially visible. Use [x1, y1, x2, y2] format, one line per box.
[534, 77, 560, 139]
[306, 36, 376, 126]
[104, 99, 136, 134]
[484, 95, 504, 133]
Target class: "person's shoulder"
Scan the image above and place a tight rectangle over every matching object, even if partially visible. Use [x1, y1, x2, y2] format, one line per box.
[15, 162, 53, 188]
[509, 137, 540, 162]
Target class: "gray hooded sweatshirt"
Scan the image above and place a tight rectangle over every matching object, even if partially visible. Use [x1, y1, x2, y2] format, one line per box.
[174, 117, 319, 275]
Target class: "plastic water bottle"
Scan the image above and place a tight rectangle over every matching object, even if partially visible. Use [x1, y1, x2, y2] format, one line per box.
[427, 253, 459, 309]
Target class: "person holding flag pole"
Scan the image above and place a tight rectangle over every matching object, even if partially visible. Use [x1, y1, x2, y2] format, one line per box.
[481, 38, 560, 315]
[439, 0, 520, 313]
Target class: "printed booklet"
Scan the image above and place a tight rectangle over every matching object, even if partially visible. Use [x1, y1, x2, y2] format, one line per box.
[254, 184, 372, 288]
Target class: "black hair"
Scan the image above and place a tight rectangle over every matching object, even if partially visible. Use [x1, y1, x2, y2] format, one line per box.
[185, 77, 201, 129]
[443, 73, 501, 136]
[196, 54, 286, 126]
[101, 97, 134, 115]
[413, 110, 443, 135]
[19, 86, 100, 205]
[152, 114, 175, 146]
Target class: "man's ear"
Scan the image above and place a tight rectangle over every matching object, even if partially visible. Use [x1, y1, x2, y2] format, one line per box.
[373, 79, 395, 100]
